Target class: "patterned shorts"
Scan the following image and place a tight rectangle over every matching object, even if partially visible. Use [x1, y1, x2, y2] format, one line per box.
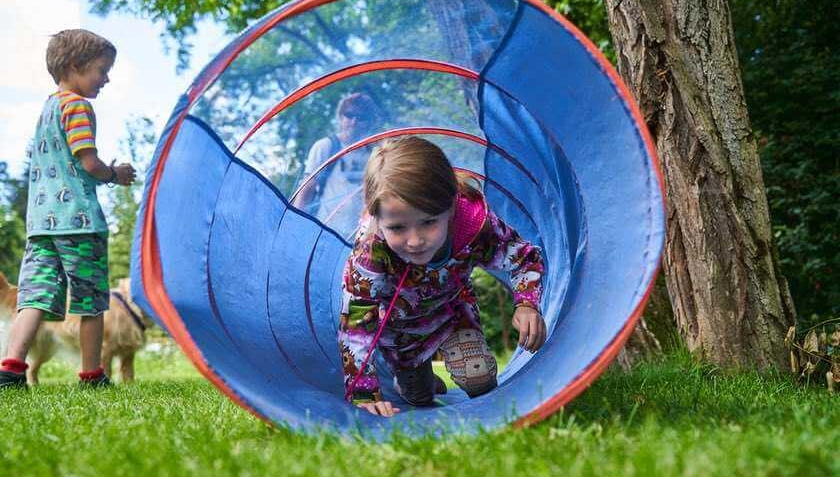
[17, 234, 109, 320]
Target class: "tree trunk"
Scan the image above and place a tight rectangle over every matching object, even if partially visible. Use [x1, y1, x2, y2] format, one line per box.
[615, 317, 662, 371]
[604, 0, 795, 369]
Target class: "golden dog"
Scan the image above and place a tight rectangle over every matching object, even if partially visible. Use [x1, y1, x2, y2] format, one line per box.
[0, 272, 154, 384]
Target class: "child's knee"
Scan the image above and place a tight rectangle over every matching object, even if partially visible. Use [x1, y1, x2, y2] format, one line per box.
[441, 328, 498, 398]
[449, 354, 498, 398]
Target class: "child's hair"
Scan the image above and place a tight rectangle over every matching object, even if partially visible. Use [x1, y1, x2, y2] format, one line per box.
[363, 136, 480, 217]
[46, 29, 116, 84]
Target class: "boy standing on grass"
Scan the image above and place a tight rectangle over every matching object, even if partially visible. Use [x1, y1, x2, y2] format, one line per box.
[0, 29, 136, 388]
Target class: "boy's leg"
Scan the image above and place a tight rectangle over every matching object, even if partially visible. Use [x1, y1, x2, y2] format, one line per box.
[54, 233, 110, 384]
[1, 308, 46, 387]
[79, 314, 103, 372]
[440, 327, 498, 398]
[4, 308, 46, 361]
[2, 237, 67, 387]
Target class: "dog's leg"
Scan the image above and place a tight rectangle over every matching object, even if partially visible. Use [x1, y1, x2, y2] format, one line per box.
[120, 353, 135, 382]
[26, 328, 59, 386]
[101, 348, 113, 379]
[27, 359, 42, 385]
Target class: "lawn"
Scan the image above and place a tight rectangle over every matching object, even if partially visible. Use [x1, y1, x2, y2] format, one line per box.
[0, 342, 837, 477]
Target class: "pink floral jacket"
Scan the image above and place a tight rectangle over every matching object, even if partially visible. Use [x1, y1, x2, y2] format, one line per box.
[338, 192, 544, 402]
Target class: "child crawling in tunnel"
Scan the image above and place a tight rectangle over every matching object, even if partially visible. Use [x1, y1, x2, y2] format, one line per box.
[339, 136, 546, 417]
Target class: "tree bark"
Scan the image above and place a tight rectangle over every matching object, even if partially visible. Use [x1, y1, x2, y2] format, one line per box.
[604, 0, 795, 369]
[616, 317, 662, 371]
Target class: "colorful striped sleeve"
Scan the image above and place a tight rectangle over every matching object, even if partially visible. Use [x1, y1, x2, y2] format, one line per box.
[59, 92, 96, 155]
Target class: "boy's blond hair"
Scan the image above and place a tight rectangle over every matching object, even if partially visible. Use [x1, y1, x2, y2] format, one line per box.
[363, 136, 479, 217]
[46, 29, 116, 84]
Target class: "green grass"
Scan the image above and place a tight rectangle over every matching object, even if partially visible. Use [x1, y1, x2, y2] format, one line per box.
[1, 346, 838, 477]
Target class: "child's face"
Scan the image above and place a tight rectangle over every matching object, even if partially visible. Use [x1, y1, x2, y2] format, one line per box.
[377, 196, 452, 265]
[63, 55, 114, 98]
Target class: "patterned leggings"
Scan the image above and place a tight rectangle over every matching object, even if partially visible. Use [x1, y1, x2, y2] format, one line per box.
[394, 327, 498, 406]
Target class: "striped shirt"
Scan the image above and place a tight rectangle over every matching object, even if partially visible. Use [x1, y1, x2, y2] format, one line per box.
[58, 91, 96, 155]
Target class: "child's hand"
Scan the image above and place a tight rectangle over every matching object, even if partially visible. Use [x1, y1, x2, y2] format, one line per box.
[356, 400, 401, 417]
[512, 306, 546, 352]
[112, 162, 136, 186]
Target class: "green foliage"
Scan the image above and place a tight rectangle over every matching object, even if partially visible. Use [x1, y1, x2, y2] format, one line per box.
[107, 116, 157, 286]
[1, 350, 837, 476]
[731, 0, 840, 324]
[0, 162, 25, 281]
[472, 268, 516, 354]
[108, 184, 139, 285]
[89, 1, 615, 70]
[545, 0, 613, 62]
[3, 166, 29, 222]
[0, 159, 27, 218]
[90, 0, 290, 72]
[0, 204, 25, 283]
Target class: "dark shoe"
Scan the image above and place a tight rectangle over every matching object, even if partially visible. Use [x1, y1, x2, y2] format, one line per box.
[79, 373, 111, 388]
[394, 361, 437, 406]
[0, 369, 27, 389]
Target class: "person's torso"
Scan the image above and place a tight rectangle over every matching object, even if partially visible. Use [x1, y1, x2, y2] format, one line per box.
[25, 93, 108, 236]
[316, 145, 370, 238]
[318, 146, 368, 205]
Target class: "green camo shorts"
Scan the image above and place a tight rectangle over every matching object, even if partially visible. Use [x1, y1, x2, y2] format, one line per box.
[17, 234, 110, 320]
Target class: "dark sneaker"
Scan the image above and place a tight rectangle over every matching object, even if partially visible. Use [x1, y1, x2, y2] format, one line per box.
[79, 373, 112, 388]
[392, 373, 448, 399]
[0, 369, 27, 389]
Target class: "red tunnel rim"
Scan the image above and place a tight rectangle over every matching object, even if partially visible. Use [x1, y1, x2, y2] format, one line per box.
[288, 126, 539, 204]
[141, 0, 667, 431]
[234, 59, 480, 154]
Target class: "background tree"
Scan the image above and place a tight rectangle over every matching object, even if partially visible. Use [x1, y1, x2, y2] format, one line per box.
[731, 0, 839, 331]
[0, 161, 26, 282]
[546, 0, 837, 360]
[107, 116, 157, 285]
[472, 269, 514, 354]
[604, 0, 796, 370]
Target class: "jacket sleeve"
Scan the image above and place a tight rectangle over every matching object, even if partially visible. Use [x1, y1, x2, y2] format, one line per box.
[472, 210, 544, 312]
[337, 237, 391, 403]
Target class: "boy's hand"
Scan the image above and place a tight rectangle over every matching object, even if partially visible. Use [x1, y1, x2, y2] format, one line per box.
[112, 163, 136, 186]
[512, 306, 546, 352]
[356, 400, 400, 417]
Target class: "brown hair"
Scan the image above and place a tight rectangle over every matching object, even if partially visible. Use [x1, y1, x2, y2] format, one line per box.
[46, 29, 116, 84]
[363, 136, 479, 217]
[337, 92, 378, 118]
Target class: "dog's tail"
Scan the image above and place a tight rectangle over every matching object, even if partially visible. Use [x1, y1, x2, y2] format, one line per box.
[0, 271, 8, 290]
